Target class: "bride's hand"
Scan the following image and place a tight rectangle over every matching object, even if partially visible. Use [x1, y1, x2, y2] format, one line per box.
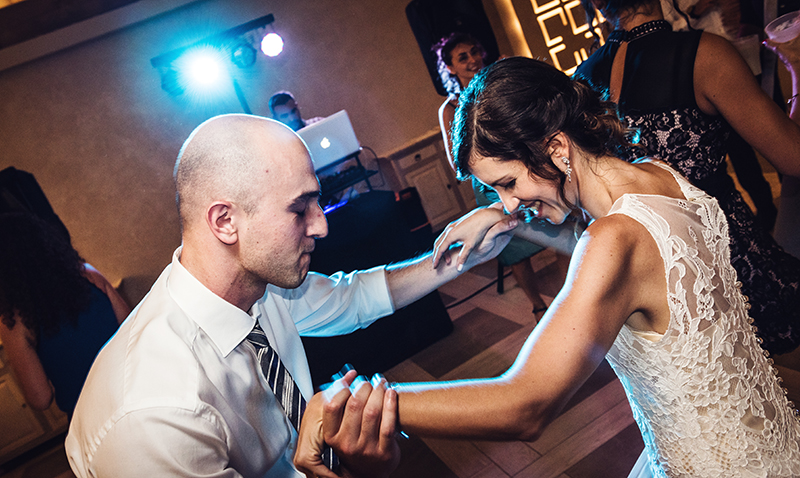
[432, 202, 518, 271]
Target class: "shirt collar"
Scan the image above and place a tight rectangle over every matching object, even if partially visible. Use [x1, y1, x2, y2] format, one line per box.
[166, 247, 256, 357]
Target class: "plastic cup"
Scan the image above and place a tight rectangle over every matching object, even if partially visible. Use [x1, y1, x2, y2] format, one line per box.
[766, 10, 800, 43]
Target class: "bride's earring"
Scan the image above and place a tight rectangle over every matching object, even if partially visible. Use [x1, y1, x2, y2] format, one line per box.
[562, 156, 572, 183]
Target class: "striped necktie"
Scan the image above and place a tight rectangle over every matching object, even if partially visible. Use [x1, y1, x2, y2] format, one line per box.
[246, 322, 338, 471]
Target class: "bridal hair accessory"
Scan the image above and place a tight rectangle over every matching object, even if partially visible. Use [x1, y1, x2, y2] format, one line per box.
[518, 200, 542, 223]
[562, 157, 572, 182]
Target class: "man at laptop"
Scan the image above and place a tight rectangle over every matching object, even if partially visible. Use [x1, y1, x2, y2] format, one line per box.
[268, 91, 324, 132]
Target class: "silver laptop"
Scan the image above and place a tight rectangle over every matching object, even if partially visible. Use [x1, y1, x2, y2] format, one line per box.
[297, 110, 361, 172]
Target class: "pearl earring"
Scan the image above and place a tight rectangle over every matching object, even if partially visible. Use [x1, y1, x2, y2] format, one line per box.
[562, 156, 572, 183]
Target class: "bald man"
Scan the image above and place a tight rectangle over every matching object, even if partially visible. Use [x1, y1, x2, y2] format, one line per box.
[64, 115, 511, 478]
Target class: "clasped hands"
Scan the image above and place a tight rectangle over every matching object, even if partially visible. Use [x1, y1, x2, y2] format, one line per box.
[294, 368, 400, 478]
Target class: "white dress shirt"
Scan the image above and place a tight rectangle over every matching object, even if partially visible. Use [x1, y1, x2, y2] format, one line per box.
[66, 248, 394, 478]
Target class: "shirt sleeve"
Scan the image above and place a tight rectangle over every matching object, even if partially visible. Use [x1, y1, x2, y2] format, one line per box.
[85, 407, 242, 478]
[273, 266, 395, 337]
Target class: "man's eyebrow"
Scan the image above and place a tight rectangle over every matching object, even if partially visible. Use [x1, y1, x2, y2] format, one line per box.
[289, 190, 321, 207]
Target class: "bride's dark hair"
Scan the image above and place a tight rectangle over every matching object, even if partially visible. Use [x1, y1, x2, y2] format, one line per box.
[451, 56, 640, 207]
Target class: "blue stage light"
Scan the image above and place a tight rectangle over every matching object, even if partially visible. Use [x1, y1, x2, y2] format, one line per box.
[177, 46, 227, 92]
[261, 32, 284, 57]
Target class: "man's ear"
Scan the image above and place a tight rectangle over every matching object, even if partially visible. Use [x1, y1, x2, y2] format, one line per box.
[207, 201, 239, 245]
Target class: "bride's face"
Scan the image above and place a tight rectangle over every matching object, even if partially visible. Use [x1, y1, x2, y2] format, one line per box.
[470, 155, 572, 225]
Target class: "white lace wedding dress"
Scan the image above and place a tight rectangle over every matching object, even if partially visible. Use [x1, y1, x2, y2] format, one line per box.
[606, 162, 800, 477]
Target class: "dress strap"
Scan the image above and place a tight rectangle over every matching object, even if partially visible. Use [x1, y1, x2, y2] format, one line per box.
[608, 20, 672, 43]
[645, 159, 707, 201]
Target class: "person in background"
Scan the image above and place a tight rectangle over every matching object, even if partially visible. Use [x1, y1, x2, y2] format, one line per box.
[0, 212, 130, 418]
[268, 91, 324, 132]
[660, 0, 780, 231]
[435, 32, 553, 315]
[296, 57, 800, 478]
[574, 0, 800, 355]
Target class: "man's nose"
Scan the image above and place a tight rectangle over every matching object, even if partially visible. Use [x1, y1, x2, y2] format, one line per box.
[308, 203, 328, 239]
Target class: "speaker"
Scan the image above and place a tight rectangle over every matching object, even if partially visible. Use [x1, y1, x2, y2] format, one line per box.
[406, 0, 501, 96]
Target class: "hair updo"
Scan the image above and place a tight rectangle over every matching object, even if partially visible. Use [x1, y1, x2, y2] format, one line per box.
[451, 56, 640, 207]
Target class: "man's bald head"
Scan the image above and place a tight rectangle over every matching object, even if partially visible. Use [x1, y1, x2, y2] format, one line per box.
[174, 114, 307, 232]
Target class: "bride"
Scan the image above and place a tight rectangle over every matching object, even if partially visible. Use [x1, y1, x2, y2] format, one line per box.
[295, 57, 800, 478]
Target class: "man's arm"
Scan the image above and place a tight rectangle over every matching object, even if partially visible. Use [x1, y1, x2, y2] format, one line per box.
[69, 408, 243, 478]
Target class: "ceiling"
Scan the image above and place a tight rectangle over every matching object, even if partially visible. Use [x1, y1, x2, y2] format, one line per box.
[0, 0, 142, 50]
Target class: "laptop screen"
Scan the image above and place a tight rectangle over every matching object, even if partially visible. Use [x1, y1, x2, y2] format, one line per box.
[296, 110, 361, 172]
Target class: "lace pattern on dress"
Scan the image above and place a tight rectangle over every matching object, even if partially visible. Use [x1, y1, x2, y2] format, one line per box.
[623, 108, 800, 355]
[605, 163, 800, 477]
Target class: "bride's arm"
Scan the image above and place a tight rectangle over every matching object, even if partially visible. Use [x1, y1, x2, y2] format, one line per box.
[510, 218, 585, 256]
[394, 214, 666, 440]
[431, 203, 584, 271]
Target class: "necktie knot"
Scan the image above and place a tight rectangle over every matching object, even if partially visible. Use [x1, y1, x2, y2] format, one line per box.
[246, 322, 269, 348]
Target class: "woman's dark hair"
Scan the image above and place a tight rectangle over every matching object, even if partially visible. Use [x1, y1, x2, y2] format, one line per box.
[433, 32, 487, 96]
[451, 57, 640, 208]
[581, 0, 692, 43]
[0, 212, 91, 336]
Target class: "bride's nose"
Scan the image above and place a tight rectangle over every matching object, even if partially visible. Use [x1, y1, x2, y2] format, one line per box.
[497, 192, 520, 214]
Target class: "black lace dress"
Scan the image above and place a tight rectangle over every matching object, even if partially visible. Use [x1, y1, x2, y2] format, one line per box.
[575, 21, 800, 354]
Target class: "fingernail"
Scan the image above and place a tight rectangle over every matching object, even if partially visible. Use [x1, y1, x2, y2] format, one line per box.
[331, 363, 354, 381]
[350, 375, 368, 394]
[457, 263, 463, 271]
[370, 373, 386, 387]
[321, 378, 349, 401]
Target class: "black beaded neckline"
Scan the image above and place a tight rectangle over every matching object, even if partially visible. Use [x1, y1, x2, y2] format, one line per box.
[608, 20, 671, 43]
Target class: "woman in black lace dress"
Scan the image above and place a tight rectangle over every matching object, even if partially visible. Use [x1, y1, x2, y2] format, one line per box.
[574, 0, 800, 355]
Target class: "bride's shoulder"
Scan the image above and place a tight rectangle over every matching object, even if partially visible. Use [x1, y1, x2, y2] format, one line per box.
[580, 213, 651, 256]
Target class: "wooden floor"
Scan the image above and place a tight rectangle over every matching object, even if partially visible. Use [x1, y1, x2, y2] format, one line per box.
[4, 164, 800, 478]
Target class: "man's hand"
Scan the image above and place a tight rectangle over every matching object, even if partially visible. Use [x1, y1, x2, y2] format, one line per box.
[294, 370, 400, 478]
[294, 372, 354, 478]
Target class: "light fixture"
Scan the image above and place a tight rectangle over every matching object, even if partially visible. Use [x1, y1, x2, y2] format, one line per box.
[151, 14, 279, 100]
[231, 42, 257, 68]
[260, 32, 284, 57]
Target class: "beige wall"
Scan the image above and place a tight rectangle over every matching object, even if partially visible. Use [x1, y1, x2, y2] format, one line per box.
[0, 0, 511, 304]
